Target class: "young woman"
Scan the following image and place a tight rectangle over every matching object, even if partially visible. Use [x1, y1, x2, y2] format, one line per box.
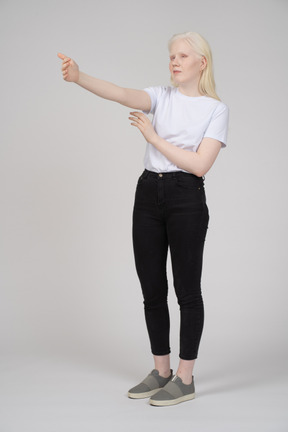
[58, 31, 229, 406]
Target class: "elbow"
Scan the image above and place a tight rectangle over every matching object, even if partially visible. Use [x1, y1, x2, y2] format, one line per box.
[191, 160, 213, 177]
[190, 166, 208, 178]
[193, 169, 206, 178]
[184, 154, 211, 177]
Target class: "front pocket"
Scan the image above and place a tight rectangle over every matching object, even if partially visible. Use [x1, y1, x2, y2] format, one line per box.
[176, 177, 203, 191]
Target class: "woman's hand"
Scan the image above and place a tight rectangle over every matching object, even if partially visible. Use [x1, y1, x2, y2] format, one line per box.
[129, 112, 158, 144]
[57, 53, 79, 83]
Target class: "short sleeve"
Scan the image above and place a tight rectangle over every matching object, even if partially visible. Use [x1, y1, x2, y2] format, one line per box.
[204, 102, 229, 147]
[142, 86, 167, 115]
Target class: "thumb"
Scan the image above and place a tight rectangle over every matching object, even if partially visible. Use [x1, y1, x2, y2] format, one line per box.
[57, 52, 68, 60]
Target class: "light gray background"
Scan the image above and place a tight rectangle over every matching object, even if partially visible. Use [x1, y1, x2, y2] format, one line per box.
[0, 0, 287, 431]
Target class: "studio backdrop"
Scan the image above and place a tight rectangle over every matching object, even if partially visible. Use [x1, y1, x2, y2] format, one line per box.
[0, 0, 287, 375]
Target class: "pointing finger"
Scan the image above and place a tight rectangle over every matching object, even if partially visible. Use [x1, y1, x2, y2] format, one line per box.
[57, 52, 66, 60]
[57, 52, 71, 63]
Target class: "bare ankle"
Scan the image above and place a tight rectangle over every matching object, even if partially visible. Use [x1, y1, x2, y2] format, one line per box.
[157, 368, 171, 378]
[153, 354, 171, 378]
[176, 372, 192, 385]
[176, 358, 195, 384]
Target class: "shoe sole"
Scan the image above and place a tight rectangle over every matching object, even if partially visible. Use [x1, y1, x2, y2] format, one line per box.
[149, 392, 195, 406]
[127, 388, 161, 399]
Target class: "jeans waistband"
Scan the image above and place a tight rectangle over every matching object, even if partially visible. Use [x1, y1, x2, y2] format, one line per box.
[143, 169, 204, 181]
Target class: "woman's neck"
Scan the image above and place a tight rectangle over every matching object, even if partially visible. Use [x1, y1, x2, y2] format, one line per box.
[177, 84, 202, 97]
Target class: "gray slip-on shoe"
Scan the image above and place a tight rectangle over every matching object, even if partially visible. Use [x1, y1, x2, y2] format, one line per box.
[149, 375, 195, 406]
[128, 369, 173, 399]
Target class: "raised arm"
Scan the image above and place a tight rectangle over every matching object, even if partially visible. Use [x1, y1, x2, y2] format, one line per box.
[57, 53, 151, 111]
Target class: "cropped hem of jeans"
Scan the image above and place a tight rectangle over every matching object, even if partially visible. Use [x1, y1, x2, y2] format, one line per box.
[179, 354, 198, 361]
[152, 350, 171, 356]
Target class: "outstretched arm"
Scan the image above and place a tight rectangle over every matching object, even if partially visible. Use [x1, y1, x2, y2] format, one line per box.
[57, 53, 151, 111]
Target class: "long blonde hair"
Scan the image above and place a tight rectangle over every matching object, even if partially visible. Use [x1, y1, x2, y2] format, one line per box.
[168, 32, 220, 101]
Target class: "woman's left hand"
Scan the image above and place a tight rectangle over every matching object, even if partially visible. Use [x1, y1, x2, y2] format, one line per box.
[129, 112, 158, 144]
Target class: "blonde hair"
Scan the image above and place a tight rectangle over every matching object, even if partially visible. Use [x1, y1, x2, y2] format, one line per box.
[168, 32, 220, 101]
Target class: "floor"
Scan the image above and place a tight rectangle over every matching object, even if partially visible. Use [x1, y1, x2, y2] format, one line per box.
[0, 352, 287, 432]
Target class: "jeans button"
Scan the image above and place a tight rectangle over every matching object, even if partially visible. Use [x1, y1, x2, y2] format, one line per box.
[159, 173, 163, 177]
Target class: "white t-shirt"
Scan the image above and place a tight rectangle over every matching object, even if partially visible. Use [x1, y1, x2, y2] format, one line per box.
[143, 86, 229, 173]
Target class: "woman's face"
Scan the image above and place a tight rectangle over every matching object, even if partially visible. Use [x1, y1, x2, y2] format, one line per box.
[169, 39, 204, 88]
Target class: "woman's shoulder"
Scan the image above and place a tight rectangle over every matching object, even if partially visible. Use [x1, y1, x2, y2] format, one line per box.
[201, 97, 229, 115]
[144, 85, 174, 96]
[205, 97, 228, 109]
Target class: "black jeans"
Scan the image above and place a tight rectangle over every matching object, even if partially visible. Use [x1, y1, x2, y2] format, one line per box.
[132, 170, 209, 360]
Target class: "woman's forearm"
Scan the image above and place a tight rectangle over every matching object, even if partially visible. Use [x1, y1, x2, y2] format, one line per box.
[149, 135, 221, 177]
[77, 72, 125, 102]
[76, 72, 150, 110]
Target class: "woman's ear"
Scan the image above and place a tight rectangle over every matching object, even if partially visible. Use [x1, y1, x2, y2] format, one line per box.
[201, 56, 207, 71]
